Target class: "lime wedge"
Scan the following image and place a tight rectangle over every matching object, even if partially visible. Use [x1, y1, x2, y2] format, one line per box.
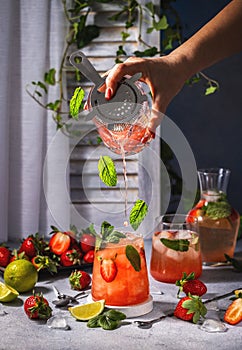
[0, 281, 19, 302]
[69, 300, 105, 321]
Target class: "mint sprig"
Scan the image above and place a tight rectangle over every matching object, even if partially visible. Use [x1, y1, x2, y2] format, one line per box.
[95, 221, 126, 250]
[98, 156, 117, 187]
[129, 199, 148, 230]
[87, 309, 126, 330]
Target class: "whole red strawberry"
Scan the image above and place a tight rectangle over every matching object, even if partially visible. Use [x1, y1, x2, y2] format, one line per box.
[80, 233, 96, 253]
[60, 249, 82, 267]
[176, 272, 207, 297]
[19, 236, 36, 259]
[83, 250, 94, 264]
[24, 293, 52, 320]
[174, 295, 207, 323]
[69, 270, 91, 290]
[0, 246, 11, 267]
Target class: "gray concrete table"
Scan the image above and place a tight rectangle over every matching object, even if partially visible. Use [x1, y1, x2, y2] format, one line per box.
[1, 240, 242, 350]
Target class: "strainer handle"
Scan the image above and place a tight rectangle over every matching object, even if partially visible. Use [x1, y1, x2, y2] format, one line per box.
[69, 51, 104, 87]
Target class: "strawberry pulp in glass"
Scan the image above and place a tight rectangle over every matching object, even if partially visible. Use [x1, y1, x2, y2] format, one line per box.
[91, 233, 149, 306]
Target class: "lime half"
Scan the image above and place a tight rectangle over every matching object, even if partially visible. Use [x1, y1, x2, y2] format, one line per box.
[0, 281, 19, 302]
[69, 300, 105, 321]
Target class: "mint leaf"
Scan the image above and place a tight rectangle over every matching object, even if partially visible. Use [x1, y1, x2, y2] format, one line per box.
[101, 221, 114, 240]
[107, 230, 126, 243]
[87, 315, 101, 328]
[98, 315, 119, 330]
[160, 238, 190, 252]
[98, 156, 117, 187]
[69, 87, 85, 118]
[129, 199, 148, 230]
[104, 310, 126, 321]
[125, 245, 141, 271]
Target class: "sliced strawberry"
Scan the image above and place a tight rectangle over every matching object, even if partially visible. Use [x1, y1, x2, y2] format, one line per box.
[49, 231, 71, 255]
[100, 258, 117, 283]
[224, 298, 242, 325]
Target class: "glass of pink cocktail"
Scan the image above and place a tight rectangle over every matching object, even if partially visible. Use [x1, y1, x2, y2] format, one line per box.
[91, 231, 149, 306]
[150, 214, 202, 283]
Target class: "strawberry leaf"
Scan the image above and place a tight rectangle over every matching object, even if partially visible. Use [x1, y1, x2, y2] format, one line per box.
[98, 156, 117, 187]
[129, 199, 148, 230]
[125, 245, 141, 271]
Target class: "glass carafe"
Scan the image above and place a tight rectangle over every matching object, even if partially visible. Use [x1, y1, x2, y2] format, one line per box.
[187, 168, 240, 264]
[91, 231, 149, 306]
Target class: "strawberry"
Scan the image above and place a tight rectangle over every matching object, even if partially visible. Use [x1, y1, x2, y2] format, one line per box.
[80, 233, 96, 253]
[100, 258, 117, 283]
[60, 249, 82, 267]
[186, 199, 206, 223]
[83, 249, 94, 264]
[0, 246, 11, 267]
[224, 294, 242, 325]
[31, 255, 58, 274]
[174, 295, 207, 323]
[10, 249, 30, 262]
[19, 236, 36, 258]
[24, 293, 52, 320]
[49, 231, 71, 255]
[69, 270, 91, 290]
[176, 272, 207, 297]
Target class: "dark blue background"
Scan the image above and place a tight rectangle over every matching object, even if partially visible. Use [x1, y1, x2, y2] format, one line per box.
[166, 0, 242, 212]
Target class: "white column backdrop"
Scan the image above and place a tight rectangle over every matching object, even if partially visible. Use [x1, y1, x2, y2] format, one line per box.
[0, 0, 70, 241]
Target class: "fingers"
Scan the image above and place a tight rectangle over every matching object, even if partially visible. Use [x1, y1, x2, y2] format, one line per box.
[104, 57, 146, 99]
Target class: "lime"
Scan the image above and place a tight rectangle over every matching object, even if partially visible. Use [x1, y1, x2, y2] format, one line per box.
[4, 260, 38, 293]
[0, 282, 19, 302]
[69, 300, 105, 321]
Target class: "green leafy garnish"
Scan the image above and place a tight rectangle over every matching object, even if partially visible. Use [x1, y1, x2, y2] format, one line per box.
[129, 199, 148, 230]
[98, 156, 117, 187]
[125, 245, 141, 271]
[160, 238, 190, 252]
[96, 221, 126, 250]
[205, 196, 231, 219]
[87, 309, 126, 330]
[44, 68, 56, 85]
[205, 85, 218, 95]
[69, 87, 85, 118]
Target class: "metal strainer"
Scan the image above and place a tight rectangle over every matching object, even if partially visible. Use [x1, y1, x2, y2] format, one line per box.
[69, 50, 148, 127]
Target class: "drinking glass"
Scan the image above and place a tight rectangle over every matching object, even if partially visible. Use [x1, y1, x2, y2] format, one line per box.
[91, 232, 150, 306]
[150, 214, 202, 283]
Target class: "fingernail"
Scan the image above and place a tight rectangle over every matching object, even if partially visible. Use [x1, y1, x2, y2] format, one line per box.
[105, 87, 113, 100]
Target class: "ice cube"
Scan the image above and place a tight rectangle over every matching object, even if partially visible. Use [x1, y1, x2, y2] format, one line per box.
[47, 313, 70, 330]
[199, 319, 227, 333]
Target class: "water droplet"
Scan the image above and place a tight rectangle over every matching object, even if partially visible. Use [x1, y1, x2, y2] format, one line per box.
[0, 304, 8, 317]
[199, 319, 227, 333]
[47, 313, 70, 330]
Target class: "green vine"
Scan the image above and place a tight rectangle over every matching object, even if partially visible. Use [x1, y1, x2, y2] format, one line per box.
[26, 0, 219, 131]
